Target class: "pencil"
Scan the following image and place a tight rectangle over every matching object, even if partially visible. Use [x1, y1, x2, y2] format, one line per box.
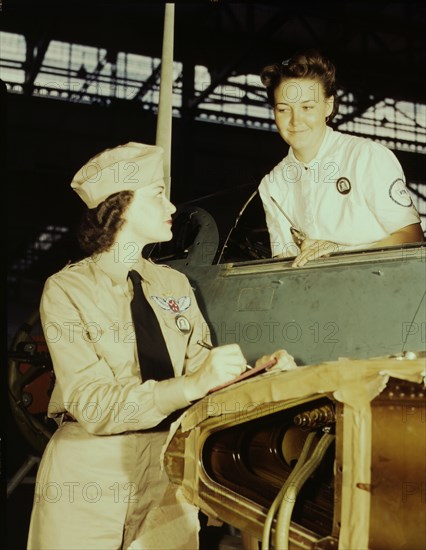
[197, 340, 213, 350]
[197, 340, 252, 369]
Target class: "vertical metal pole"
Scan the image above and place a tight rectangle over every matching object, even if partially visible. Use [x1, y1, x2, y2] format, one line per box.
[156, 3, 175, 199]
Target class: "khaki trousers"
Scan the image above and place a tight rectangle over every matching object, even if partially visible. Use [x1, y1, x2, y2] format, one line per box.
[27, 422, 170, 549]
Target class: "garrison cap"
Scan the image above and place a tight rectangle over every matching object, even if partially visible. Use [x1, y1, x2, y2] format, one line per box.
[71, 142, 164, 208]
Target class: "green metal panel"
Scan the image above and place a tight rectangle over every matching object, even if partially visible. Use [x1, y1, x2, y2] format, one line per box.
[168, 246, 425, 365]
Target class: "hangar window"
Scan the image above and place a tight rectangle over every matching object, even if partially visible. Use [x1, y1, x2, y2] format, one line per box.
[2, 30, 425, 155]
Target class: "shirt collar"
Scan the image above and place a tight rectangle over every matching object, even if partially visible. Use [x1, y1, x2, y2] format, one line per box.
[288, 126, 333, 168]
[94, 250, 150, 286]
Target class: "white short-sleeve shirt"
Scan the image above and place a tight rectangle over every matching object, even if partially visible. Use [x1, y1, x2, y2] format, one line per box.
[259, 127, 420, 257]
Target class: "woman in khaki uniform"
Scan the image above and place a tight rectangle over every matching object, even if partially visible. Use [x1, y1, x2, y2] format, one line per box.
[27, 142, 251, 549]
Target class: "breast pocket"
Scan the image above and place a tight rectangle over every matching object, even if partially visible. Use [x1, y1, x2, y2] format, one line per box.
[83, 315, 136, 374]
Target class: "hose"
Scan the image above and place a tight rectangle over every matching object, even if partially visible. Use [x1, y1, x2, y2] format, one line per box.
[274, 432, 335, 549]
[261, 431, 317, 550]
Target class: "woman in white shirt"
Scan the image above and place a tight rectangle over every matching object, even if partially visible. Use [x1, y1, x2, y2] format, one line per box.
[258, 50, 423, 267]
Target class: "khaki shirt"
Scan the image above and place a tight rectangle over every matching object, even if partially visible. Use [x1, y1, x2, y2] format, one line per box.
[41, 253, 211, 435]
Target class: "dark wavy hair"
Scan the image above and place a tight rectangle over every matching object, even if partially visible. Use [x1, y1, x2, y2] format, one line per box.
[77, 190, 134, 255]
[260, 49, 339, 121]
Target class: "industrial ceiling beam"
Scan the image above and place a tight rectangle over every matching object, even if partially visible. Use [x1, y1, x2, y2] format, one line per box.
[133, 63, 162, 102]
[23, 34, 50, 96]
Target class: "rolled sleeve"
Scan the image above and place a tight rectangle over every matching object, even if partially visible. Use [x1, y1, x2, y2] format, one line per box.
[362, 142, 420, 234]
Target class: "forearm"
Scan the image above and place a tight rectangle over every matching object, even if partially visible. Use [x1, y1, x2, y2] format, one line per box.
[370, 223, 424, 248]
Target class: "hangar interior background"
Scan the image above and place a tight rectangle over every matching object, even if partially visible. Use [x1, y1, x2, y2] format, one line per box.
[2, 2, 425, 548]
[2, 2, 426, 289]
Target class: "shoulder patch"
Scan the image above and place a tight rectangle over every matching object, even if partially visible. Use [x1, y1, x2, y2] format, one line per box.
[389, 179, 413, 207]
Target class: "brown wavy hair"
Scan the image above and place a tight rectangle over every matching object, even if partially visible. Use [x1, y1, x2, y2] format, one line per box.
[260, 49, 339, 121]
[77, 190, 134, 255]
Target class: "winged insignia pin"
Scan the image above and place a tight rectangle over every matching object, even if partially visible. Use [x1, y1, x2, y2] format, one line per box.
[151, 296, 191, 314]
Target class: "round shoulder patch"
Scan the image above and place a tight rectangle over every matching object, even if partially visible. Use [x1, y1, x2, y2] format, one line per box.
[336, 177, 351, 195]
[389, 179, 413, 207]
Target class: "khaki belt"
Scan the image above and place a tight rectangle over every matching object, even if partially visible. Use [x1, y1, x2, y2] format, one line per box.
[59, 412, 172, 433]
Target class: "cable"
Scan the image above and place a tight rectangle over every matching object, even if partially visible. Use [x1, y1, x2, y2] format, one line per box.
[217, 188, 259, 263]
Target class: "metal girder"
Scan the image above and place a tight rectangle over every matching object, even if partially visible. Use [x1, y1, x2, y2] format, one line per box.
[132, 63, 162, 102]
[69, 53, 108, 102]
[23, 34, 50, 96]
[333, 94, 383, 128]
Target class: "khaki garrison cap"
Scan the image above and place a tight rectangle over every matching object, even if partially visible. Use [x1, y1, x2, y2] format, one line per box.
[71, 142, 164, 208]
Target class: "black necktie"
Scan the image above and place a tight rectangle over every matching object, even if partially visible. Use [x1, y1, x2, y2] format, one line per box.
[128, 270, 175, 382]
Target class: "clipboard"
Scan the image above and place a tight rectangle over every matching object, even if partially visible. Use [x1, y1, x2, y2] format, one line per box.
[208, 357, 278, 393]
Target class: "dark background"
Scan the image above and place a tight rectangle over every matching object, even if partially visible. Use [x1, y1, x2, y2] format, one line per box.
[3, 2, 426, 279]
[3, 2, 426, 548]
